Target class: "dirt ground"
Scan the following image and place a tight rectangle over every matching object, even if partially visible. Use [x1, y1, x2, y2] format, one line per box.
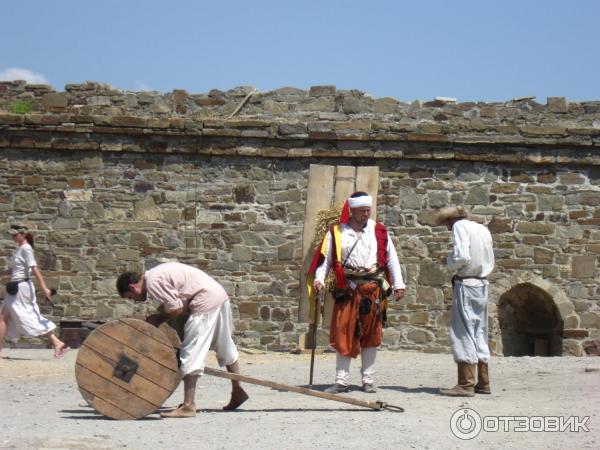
[0, 348, 599, 450]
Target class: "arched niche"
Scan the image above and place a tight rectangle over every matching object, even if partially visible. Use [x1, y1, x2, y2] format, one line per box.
[498, 282, 563, 356]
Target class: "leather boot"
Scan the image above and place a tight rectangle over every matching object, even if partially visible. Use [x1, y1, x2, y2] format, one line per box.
[439, 362, 476, 397]
[475, 361, 491, 394]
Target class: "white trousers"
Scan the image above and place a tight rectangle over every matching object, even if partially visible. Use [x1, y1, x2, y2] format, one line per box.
[179, 300, 239, 377]
[450, 282, 491, 364]
[334, 346, 377, 386]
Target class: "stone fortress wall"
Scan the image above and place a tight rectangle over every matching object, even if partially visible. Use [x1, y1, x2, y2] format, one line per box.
[0, 80, 598, 356]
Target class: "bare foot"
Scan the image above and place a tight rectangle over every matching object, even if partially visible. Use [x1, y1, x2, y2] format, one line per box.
[223, 387, 249, 410]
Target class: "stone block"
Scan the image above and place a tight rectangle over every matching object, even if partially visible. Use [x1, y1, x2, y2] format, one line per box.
[490, 182, 519, 193]
[409, 311, 429, 325]
[260, 306, 270, 320]
[538, 194, 564, 211]
[232, 245, 252, 262]
[515, 244, 534, 257]
[416, 287, 443, 305]
[537, 172, 557, 183]
[562, 339, 584, 356]
[516, 222, 556, 235]
[273, 189, 301, 203]
[547, 96, 567, 113]
[583, 339, 600, 356]
[375, 97, 400, 114]
[559, 172, 586, 185]
[95, 303, 114, 319]
[488, 217, 512, 234]
[297, 97, 335, 112]
[342, 96, 371, 114]
[564, 315, 580, 328]
[406, 328, 433, 344]
[418, 263, 447, 287]
[278, 242, 295, 260]
[580, 311, 600, 328]
[309, 85, 336, 96]
[271, 308, 289, 321]
[563, 329, 589, 339]
[579, 191, 600, 206]
[533, 247, 554, 264]
[543, 265, 560, 278]
[428, 192, 449, 208]
[42, 92, 69, 109]
[465, 185, 489, 205]
[399, 189, 423, 210]
[572, 256, 597, 279]
[383, 328, 400, 345]
[238, 302, 259, 317]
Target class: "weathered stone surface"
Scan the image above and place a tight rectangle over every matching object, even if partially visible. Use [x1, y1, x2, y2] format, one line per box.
[533, 247, 554, 264]
[418, 263, 447, 287]
[488, 217, 512, 234]
[572, 256, 597, 279]
[583, 339, 600, 356]
[42, 92, 69, 109]
[465, 185, 489, 205]
[516, 222, 556, 235]
[407, 328, 433, 344]
[562, 339, 584, 356]
[547, 96, 567, 113]
[563, 329, 589, 339]
[1, 81, 600, 354]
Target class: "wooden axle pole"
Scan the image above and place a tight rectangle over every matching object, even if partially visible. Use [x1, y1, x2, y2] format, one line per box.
[204, 367, 404, 412]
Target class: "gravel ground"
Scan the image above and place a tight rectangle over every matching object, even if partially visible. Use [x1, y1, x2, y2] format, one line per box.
[1, 348, 599, 450]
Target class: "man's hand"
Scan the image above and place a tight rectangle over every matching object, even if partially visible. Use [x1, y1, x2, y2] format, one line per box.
[394, 289, 405, 301]
[145, 313, 164, 327]
[314, 280, 324, 293]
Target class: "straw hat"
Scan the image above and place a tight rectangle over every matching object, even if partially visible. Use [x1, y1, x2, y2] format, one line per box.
[434, 206, 468, 226]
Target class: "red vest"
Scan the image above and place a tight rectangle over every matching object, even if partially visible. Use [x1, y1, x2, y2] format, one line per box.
[308, 222, 391, 289]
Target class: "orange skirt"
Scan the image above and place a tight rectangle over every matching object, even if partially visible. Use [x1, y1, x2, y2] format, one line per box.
[329, 282, 383, 358]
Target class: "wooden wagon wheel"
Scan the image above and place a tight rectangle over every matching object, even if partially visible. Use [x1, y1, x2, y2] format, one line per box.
[75, 318, 181, 420]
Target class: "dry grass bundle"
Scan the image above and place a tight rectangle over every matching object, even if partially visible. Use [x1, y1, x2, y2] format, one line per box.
[311, 203, 343, 290]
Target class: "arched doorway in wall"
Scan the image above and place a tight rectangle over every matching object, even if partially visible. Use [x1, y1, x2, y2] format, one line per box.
[498, 283, 563, 356]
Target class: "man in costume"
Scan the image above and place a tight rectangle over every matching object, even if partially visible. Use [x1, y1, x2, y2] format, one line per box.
[117, 261, 249, 417]
[308, 192, 406, 393]
[435, 206, 495, 397]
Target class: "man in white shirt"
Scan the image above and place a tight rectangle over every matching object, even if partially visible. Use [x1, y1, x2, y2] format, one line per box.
[435, 206, 495, 397]
[309, 192, 406, 393]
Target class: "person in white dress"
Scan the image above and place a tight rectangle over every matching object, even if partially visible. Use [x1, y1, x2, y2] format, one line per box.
[0, 224, 69, 359]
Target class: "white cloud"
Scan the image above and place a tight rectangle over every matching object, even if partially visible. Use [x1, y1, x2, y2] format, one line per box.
[0, 67, 49, 84]
[134, 80, 152, 91]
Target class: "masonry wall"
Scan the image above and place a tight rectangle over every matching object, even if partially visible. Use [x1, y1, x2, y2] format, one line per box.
[1, 80, 599, 355]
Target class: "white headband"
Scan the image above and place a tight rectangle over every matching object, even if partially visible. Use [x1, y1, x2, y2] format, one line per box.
[348, 195, 373, 208]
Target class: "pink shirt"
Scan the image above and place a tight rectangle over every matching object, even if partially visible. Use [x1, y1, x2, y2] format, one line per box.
[144, 262, 229, 316]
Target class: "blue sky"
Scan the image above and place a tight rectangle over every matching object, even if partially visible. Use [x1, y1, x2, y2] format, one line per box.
[1, 0, 599, 103]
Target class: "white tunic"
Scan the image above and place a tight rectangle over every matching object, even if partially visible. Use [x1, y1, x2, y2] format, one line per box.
[314, 219, 405, 290]
[446, 219, 495, 286]
[2, 243, 56, 338]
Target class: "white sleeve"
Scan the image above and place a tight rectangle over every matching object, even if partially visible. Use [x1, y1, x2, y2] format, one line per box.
[314, 231, 332, 287]
[386, 237, 406, 290]
[23, 246, 38, 268]
[447, 222, 471, 271]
